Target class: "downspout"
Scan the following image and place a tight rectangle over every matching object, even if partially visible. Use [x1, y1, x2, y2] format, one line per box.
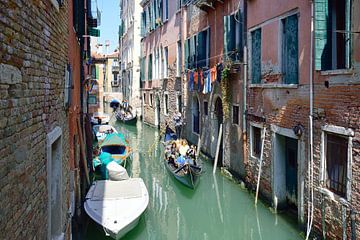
[242, 0, 248, 167]
[305, 1, 314, 239]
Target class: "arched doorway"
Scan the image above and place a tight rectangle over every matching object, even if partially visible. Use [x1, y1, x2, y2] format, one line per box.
[155, 94, 161, 128]
[214, 97, 223, 166]
[192, 96, 200, 134]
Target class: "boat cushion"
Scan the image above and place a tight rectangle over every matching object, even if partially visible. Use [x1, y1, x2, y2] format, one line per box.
[107, 162, 129, 181]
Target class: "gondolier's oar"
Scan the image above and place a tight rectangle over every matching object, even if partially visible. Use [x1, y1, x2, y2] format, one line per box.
[174, 164, 188, 174]
[255, 127, 266, 206]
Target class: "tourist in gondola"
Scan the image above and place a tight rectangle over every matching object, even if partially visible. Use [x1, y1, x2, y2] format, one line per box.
[173, 111, 183, 139]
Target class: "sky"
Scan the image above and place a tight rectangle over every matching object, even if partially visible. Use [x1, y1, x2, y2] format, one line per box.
[96, 0, 119, 52]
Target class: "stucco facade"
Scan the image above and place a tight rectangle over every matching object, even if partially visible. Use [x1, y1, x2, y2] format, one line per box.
[119, 0, 142, 115]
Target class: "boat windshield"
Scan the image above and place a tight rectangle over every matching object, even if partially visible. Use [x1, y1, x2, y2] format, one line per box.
[101, 146, 126, 155]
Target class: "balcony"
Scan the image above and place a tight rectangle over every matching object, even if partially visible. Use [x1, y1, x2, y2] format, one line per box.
[191, 0, 223, 11]
[112, 61, 120, 73]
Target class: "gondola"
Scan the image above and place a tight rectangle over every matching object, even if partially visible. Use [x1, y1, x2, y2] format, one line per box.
[115, 110, 137, 125]
[163, 131, 202, 189]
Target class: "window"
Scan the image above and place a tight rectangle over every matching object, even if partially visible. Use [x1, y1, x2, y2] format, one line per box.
[143, 93, 147, 105]
[203, 101, 208, 116]
[88, 95, 97, 105]
[196, 28, 210, 68]
[177, 94, 182, 112]
[176, 41, 182, 77]
[150, 93, 153, 107]
[141, 11, 146, 37]
[148, 54, 153, 80]
[140, 57, 146, 81]
[281, 14, 298, 84]
[112, 73, 119, 86]
[315, 0, 351, 70]
[232, 105, 239, 125]
[251, 125, 262, 159]
[164, 47, 168, 78]
[251, 28, 262, 84]
[164, 93, 169, 115]
[325, 133, 348, 198]
[162, 0, 168, 21]
[224, 10, 244, 61]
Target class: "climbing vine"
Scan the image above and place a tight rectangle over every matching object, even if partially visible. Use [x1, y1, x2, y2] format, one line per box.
[221, 66, 231, 120]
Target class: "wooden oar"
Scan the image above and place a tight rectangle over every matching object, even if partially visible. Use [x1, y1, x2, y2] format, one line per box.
[174, 164, 188, 174]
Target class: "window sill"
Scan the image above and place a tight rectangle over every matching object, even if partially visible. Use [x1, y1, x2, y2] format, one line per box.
[318, 187, 349, 205]
[249, 84, 298, 89]
[320, 68, 354, 76]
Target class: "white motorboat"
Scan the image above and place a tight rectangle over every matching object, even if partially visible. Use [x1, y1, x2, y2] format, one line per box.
[92, 125, 118, 142]
[84, 178, 149, 239]
[91, 112, 111, 125]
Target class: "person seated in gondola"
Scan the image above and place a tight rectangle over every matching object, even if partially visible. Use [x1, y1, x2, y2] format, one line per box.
[186, 145, 197, 165]
[168, 142, 178, 168]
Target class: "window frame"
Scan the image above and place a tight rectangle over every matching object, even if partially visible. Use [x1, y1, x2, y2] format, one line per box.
[250, 28, 262, 84]
[320, 125, 354, 201]
[232, 105, 240, 125]
[163, 92, 169, 115]
[149, 93, 153, 107]
[249, 122, 264, 161]
[88, 94, 97, 105]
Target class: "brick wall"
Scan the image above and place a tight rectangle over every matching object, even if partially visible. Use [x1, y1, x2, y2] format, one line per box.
[0, 0, 71, 238]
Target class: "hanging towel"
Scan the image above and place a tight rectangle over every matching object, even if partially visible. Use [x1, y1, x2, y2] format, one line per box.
[210, 66, 217, 83]
[202, 70, 212, 94]
[189, 71, 194, 91]
[194, 71, 198, 86]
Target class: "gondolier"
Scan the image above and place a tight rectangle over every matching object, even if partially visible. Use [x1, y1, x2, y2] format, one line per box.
[173, 112, 183, 139]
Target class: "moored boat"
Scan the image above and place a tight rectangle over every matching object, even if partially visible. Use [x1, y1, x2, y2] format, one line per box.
[92, 124, 118, 143]
[100, 133, 132, 167]
[84, 178, 149, 240]
[91, 112, 111, 125]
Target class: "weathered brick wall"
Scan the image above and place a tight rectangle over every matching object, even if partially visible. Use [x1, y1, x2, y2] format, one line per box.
[0, 0, 70, 238]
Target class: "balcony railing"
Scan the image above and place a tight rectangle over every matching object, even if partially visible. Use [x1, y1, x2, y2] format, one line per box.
[191, 0, 222, 11]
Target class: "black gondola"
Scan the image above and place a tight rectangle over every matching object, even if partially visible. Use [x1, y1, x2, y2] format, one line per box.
[115, 111, 137, 125]
[163, 131, 202, 189]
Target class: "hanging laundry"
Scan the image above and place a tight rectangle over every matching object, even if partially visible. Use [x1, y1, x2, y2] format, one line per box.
[202, 70, 212, 94]
[189, 71, 194, 91]
[210, 66, 217, 83]
[198, 70, 203, 92]
[193, 71, 198, 86]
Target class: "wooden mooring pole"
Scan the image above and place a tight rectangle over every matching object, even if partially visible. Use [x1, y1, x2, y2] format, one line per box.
[213, 124, 223, 175]
[77, 118, 90, 185]
[255, 127, 266, 206]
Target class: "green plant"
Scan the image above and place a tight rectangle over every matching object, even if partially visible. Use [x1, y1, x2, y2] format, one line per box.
[221, 66, 231, 120]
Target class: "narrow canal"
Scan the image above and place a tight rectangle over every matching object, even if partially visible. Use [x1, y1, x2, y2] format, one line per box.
[85, 120, 303, 240]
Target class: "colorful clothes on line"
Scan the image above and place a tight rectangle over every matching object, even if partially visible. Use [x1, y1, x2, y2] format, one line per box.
[198, 71, 203, 92]
[210, 66, 217, 83]
[202, 70, 212, 94]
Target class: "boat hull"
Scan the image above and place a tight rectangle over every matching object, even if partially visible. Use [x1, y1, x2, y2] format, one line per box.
[84, 179, 149, 240]
[115, 114, 137, 125]
[164, 161, 201, 189]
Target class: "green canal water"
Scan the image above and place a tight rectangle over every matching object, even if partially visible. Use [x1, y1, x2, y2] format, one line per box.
[85, 121, 303, 240]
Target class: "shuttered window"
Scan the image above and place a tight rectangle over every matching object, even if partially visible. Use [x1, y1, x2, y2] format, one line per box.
[148, 54, 153, 80]
[189, 35, 196, 69]
[282, 14, 298, 84]
[140, 57, 146, 81]
[314, 0, 351, 70]
[184, 39, 189, 69]
[224, 11, 243, 62]
[196, 28, 210, 68]
[251, 29, 262, 84]
[141, 11, 146, 37]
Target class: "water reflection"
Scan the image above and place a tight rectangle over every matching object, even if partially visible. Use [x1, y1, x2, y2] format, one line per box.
[85, 121, 303, 240]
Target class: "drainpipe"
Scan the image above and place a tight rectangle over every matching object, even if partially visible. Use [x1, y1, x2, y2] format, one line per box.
[306, 1, 315, 239]
[243, 45, 248, 165]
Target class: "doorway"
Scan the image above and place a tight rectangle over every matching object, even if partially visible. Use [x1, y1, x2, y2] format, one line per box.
[214, 97, 223, 166]
[192, 96, 200, 134]
[273, 133, 298, 211]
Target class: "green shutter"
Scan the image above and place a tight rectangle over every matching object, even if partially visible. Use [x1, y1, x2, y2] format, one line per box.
[190, 36, 196, 69]
[197, 30, 207, 68]
[223, 15, 229, 57]
[314, 0, 331, 70]
[236, 10, 244, 61]
[95, 65, 99, 80]
[206, 28, 210, 67]
[283, 14, 298, 84]
[251, 29, 262, 84]
[148, 55, 152, 80]
[229, 15, 236, 60]
[140, 58, 145, 81]
[184, 39, 189, 69]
